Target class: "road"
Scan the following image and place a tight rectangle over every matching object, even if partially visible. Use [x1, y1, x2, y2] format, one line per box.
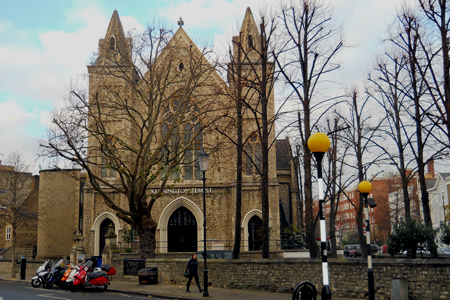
[0, 280, 167, 300]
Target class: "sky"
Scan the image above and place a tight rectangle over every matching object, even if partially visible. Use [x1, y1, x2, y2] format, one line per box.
[0, 0, 418, 174]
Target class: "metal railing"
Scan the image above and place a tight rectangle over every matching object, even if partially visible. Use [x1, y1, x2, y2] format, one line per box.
[116, 238, 306, 254]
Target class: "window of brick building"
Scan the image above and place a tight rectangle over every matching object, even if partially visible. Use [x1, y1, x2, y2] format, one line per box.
[6, 226, 11, 241]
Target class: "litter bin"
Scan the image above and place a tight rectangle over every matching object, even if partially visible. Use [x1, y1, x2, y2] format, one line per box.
[86, 256, 102, 268]
[138, 267, 158, 285]
[392, 276, 408, 300]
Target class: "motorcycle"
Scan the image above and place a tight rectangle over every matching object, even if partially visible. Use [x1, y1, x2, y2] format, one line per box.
[71, 260, 116, 292]
[43, 259, 65, 289]
[31, 259, 51, 288]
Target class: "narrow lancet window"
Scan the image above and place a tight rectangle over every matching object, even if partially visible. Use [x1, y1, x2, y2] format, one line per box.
[110, 37, 115, 50]
[248, 35, 253, 48]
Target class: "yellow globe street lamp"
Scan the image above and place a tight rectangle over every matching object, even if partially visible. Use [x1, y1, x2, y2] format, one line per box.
[359, 180, 375, 300]
[308, 132, 331, 300]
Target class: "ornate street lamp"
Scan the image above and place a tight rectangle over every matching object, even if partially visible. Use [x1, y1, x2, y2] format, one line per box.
[199, 148, 209, 297]
[307, 132, 331, 300]
[359, 181, 375, 300]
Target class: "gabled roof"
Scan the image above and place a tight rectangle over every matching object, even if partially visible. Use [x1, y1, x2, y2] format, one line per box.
[144, 26, 227, 89]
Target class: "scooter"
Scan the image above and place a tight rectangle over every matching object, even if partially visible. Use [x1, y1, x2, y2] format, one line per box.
[59, 264, 75, 290]
[31, 259, 51, 288]
[71, 260, 116, 292]
[43, 259, 65, 289]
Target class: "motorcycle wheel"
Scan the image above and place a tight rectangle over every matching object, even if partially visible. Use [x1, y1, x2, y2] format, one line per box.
[102, 285, 108, 292]
[31, 278, 42, 288]
[43, 280, 54, 289]
[70, 285, 77, 293]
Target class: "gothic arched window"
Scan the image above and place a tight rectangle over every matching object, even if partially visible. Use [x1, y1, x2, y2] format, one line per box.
[245, 135, 261, 176]
[161, 98, 203, 182]
[110, 37, 115, 50]
[100, 138, 117, 179]
[248, 35, 254, 49]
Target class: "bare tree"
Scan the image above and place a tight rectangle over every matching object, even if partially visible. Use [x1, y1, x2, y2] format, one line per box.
[339, 89, 383, 258]
[387, 7, 437, 227]
[418, 0, 450, 146]
[275, 0, 344, 258]
[0, 152, 38, 277]
[322, 113, 351, 258]
[367, 52, 416, 217]
[41, 14, 225, 258]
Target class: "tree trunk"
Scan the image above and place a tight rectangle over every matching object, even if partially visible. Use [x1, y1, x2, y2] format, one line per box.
[260, 22, 270, 259]
[233, 34, 243, 260]
[136, 214, 157, 259]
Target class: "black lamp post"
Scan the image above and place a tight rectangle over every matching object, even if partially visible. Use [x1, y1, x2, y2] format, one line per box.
[307, 132, 331, 300]
[359, 181, 374, 300]
[199, 148, 209, 297]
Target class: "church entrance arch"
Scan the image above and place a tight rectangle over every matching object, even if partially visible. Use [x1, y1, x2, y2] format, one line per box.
[242, 209, 262, 251]
[168, 207, 197, 252]
[91, 212, 121, 256]
[158, 197, 203, 253]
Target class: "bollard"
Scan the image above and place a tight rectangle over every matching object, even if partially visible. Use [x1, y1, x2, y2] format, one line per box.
[391, 276, 408, 300]
[20, 255, 26, 280]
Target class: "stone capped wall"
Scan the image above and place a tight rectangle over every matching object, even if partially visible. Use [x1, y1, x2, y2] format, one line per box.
[139, 258, 450, 300]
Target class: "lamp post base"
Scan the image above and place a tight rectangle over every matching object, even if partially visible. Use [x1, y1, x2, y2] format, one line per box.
[321, 285, 332, 300]
[368, 269, 374, 300]
[203, 268, 209, 297]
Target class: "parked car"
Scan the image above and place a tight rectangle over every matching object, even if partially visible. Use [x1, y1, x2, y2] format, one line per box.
[370, 244, 380, 254]
[196, 250, 234, 259]
[344, 245, 353, 257]
[344, 244, 362, 257]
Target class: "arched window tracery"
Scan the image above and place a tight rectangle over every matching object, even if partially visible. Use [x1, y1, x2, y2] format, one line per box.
[161, 98, 203, 182]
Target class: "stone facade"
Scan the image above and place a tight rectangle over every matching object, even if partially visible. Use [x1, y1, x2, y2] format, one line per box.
[37, 169, 81, 259]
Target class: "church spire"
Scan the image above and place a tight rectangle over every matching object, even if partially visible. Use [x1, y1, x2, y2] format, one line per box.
[233, 7, 261, 62]
[96, 10, 131, 65]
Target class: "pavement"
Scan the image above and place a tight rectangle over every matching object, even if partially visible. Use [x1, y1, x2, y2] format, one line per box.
[0, 273, 364, 300]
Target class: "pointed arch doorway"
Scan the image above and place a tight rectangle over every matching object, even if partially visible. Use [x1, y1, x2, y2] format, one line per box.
[99, 218, 114, 254]
[168, 207, 197, 252]
[248, 215, 262, 251]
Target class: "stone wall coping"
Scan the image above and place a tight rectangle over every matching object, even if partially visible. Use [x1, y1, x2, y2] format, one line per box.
[141, 257, 450, 267]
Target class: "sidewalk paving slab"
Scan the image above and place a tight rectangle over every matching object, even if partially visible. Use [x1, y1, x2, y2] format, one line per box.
[0, 273, 364, 300]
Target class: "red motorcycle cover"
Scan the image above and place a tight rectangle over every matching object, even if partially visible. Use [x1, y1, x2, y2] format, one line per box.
[106, 267, 116, 276]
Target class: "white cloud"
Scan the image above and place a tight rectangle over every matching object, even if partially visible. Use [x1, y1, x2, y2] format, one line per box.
[0, 101, 39, 168]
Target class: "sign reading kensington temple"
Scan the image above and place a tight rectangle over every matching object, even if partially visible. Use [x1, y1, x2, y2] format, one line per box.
[150, 187, 213, 195]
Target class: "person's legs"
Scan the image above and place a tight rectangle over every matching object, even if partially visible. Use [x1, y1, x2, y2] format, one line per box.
[194, 273, 203, 292]
[186, 275, 193, 292]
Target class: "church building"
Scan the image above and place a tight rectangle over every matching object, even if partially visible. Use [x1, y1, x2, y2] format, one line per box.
[36, 8, 300, 260]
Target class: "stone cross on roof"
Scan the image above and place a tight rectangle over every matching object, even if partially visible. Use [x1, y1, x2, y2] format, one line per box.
[177, 17, 184, 28]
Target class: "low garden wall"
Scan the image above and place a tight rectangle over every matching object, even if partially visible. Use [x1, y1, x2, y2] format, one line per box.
[110, 257, 450, 300]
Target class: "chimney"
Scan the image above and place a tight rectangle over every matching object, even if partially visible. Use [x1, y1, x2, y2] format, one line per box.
[427, 159, 435, 177]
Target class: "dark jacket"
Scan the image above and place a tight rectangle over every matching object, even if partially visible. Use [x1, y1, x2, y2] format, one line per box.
[186, 258, 198, 274]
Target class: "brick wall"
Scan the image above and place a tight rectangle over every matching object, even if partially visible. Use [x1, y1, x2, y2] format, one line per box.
[133, 258, 450, 300]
